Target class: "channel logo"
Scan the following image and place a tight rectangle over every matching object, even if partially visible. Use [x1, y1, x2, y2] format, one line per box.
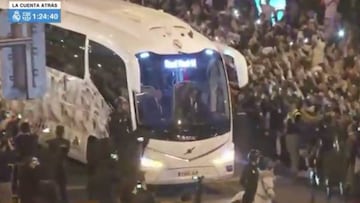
[8, 1, 61, 23]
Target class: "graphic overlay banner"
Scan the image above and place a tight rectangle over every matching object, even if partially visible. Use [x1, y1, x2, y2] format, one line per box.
[8, 1, 61, 23]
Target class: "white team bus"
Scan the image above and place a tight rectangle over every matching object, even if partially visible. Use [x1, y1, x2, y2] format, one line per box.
[0, 0, 247, 184]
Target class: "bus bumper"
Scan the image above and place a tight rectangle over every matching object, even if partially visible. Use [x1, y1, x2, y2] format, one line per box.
[143, 162, 234, 185]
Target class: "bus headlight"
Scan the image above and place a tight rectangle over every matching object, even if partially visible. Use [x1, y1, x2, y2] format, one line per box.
[141, 157, 163, 169]
[212, 150, 235, 165]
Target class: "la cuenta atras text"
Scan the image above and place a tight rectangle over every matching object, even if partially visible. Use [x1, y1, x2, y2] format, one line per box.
[10, 3, 59, 8]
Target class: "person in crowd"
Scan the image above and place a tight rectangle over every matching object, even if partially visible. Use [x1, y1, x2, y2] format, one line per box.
[236, 0, 255, 18]
[4, 113, 21, 138]
[91, 138, 121, 203]
[108, 96, 131, 145]
[284, 106, 302, 177]
[14, 121, 38, 199]
[286, 0, 300, 27]
[86, 136, 99, 200]
[337, 0, 351, 23]
[240, 149, 261, 203]
[108, 96, 141, 203]
[18, 156, 41, 203]
[323, 0, 339, 40]
[0, 130, 16, 203]
[15, 122, 38, 161]
[36, 144, 59, 203]
[269, 95, 286, 159]
[212, 0, 228, 11]
[260, 0, 276, 23]
[317, 114, 338, 178]
[47, 125, 70, 203]
[185, 88, 203, 118]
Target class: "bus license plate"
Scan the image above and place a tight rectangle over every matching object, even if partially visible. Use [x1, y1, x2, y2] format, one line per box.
[178, 170, 198, 177]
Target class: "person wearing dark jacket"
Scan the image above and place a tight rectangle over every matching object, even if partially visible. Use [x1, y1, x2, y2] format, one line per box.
[269, 97, 287, 159]
[118, 130, 142, 203]
[14, 122, 38, 197]
[0, 131, 16, 203]
[86, 136, 99, 200]
[240, 149, 261, 203]
[18, 156, 41, 203]
[91, 138, 121, 203]
[36, 145, 59, 203]
[108, 97, 143, 203]
[5, 114, 21, 138]
[109, 109, 131, 145]
[285, 108, 302, 176]
[15, 122, 38, 161]
[47, 125, 70, 203]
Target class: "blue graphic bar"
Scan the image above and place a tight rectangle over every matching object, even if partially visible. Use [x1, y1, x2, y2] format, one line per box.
[8, 9, 61, 23]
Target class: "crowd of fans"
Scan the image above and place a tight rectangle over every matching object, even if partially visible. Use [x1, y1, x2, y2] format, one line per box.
[0, 113, 70, 203]
[0, 108, 144, 202]
[132, 0, 360, 198]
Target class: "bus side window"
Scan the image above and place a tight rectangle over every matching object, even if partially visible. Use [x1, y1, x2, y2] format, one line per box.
[45, 24, 86, 78]
[88, 40, 128, 108]
[224, 55, 238, 84]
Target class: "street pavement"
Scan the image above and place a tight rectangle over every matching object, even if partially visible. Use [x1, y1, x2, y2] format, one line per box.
[154, 176, 343, 203]
[66, 157, 344, 203]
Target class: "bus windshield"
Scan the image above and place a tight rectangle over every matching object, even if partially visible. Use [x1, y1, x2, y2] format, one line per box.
[135, 50, 231, 141]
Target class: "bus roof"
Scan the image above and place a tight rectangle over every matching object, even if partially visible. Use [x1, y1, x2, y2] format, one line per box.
[0, 0, 217, 55]
[60, 0, 217, 55]
[66, 0, 188, 30]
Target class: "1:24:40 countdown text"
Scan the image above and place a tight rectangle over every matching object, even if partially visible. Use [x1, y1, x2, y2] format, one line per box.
[32, 12, 59, 20]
